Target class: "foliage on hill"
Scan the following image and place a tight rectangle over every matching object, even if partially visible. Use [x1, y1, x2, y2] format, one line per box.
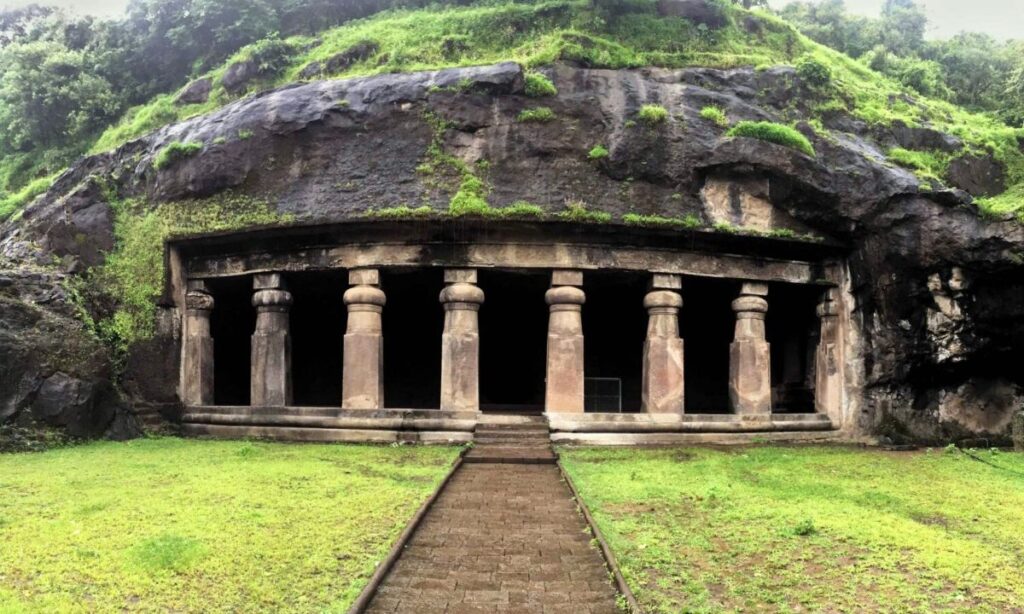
[0, 0, 1022, 221]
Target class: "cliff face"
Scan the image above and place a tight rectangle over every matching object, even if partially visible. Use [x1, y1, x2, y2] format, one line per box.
[2, 61, 1023, 443]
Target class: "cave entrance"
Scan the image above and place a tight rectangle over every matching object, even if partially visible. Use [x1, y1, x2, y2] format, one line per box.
[289, 270, 346, 407]
[382, 268, 443, 409]
[767, 282, 820, 414]
[682, 277, 734, 414]
[583, 271, 647, 413]
[478, 269, 548, 413]
[208, 275, 254, 406]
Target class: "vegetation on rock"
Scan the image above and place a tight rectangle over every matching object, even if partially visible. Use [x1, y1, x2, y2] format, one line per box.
[152, 141, 204, 170]
[637, 104, 669, 125]
[517, 107, 557, 123]
[588, 144, 611, 160]
[558, 200, 612, 223]
[623, 213, 702, 229]
[524, 72, 558, 97]
[727, 121, 816, 156]
[699, 105, 729, 127]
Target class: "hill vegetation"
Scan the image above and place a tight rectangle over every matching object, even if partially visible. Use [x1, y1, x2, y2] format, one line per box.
[0, 0, 1022, 220]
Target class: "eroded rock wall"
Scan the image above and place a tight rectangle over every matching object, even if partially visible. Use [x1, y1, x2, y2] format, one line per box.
[2, 62, 1023, 443]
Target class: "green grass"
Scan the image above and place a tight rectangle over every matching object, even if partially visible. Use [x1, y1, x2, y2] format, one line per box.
[558, 200, 612, 223]
[366, 205, 435, 219]
[888, 147, 952, 182]
[0, 173, 58, 221]
[699, 105, 729, 127]
[0, 438, 460, 612]
[153, 141, 204, 170]
[637, 104, 669, 125]
[517, 106, 556, 123]
[588, 144, 610, 160]
[560, 446, 1024, 612]
[727, 121, 816, 156]
[524, 72, 557, 97]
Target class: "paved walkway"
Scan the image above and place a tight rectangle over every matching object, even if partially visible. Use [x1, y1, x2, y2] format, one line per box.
[364, 462, 621, 613]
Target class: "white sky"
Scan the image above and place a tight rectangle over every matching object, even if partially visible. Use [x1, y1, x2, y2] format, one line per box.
[2, 0, 1022, 41]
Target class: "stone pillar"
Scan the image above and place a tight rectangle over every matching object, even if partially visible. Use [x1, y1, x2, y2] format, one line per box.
[342, 268, 385, 410]
[545, 270, 585, 413]
[729, 282, 771, 415]
[250, 273, 293, 407]
[439, 269, 484, 412]
[642, 274, 684, 414]
[182, 280, 215, 406]
[815, 288, 842, 422]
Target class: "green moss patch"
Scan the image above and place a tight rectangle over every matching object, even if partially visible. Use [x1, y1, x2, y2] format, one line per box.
[153, 141, 204, 170]
[558, 200, 611, 223]
[0, 173, 58, 221]
[637, 104, 669, 125]
[887, 147, 952, 182]
[0, 438, 460, 612]
[588, 144, 610, 160]
[517, 107, 556, 123]
[525, 72, 557, 97]
[622, 213, 701, 229]
[699, 105, 729, 127]
[561, 446, 1024, 612]
[727, 121, 816, 156]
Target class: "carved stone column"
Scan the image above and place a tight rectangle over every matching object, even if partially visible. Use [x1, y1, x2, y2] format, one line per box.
[642, 274, 684, 414]
[729, 282, 771, 415]
[250, 273, 293, 407]
[342, 268, 385, 410]
[545, 270, 585, 413]
[439, 269, 484, 412]
[182, 281, 214, 406]
[815, 288, 842, 422]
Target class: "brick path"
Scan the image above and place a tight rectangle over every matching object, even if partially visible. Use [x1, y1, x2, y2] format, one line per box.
[364, 419, 621, 613]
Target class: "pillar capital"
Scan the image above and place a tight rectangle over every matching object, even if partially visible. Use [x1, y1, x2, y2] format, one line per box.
[344, 285, 386, 311]
[440, 281, 485, 311]
[252, 288, 293, 310]
[185, 285, 215, 312]
[643, 289, 683, 312]
[545, 285, 585, 308]
[816, 287, 839, 318]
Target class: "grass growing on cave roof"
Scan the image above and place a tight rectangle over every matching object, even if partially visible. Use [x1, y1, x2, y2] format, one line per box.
[560, 445, 1024, 612]
[0, 438, 461, 612]
[5, 0, 1024, 220]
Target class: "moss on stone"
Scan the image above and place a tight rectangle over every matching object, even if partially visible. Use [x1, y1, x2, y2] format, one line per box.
[587, 145, 610, 161]
[622, 213, 701, 229]
[517, 107, 556, 123]
[637, 104, 669, 125]
[524, 72, 557, 97]
[153, 141, 204, 170]
[699, 105, 729, 127]
[558, 200, 611, 223]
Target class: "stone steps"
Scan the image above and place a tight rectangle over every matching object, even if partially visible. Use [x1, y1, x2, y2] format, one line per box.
[468, 413, 555, 464]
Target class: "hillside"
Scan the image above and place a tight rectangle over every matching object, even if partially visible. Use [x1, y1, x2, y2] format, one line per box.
[1, 0, 1022, 222]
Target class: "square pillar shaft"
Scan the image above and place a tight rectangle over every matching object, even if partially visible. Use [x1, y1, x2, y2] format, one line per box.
[343, 269, 385, 410]
[642, 275, 684, 414]
[251, 273, 293, 407]
[815, 288, 842, 423]
[729, 282, 771, 415]
[545, 270, 585, 413]
[182, 281, 214, 406]
[439, 269, 484, 412]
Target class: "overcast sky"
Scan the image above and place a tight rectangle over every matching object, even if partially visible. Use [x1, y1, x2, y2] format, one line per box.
[2, 0, 1021, 41]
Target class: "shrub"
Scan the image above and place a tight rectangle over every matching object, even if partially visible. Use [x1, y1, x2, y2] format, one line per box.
[524, 72, 557, 97]
[796, 56, 832, 87]
[558, 200, 612, 223]
[517, 107, 556, 123]
[588, 145, 610, 160]
[153, 141, 203, 170]
[699, 105, 728, 127]
[726, 121, 815, 156]
[237, 129, 254, 140]
[637, 104, 669, 125]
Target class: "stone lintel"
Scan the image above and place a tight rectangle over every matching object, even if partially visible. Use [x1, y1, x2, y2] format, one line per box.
[551, 269, 583, 287]
[650, 273, 682, 290]
[740, 281, 769, 296]
[444, 268, 478, 284]
[254, 272, 285, 290]
[348, 268, 380, 286]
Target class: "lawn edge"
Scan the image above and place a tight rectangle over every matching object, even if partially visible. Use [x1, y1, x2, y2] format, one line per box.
[347, 446, 467, 614]
[557, 456, 642, 614]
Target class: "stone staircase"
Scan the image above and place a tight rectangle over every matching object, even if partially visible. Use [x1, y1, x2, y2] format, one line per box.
[465, 413, 556, 464]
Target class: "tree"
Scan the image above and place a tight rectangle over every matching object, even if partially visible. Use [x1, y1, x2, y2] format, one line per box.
[0, 40, 118, 150]
[0, 4, 53, 47]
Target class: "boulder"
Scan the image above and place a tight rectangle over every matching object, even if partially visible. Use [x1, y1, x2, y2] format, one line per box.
[176, 78, 213, 105]
[946, 154, 1007, 198]
[222, 60, 259, 94]
[1013, 411, 1024, 451]
[298, 41, 379, 79]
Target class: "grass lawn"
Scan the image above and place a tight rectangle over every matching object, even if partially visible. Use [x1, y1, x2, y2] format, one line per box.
[0, 438, 460, 613]
[560, 445, 1024, 613]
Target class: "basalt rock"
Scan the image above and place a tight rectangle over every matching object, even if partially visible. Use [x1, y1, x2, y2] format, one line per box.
[176, 77, 213, 105]
[947, 154, 1007, 198]
[2, 60, 1024, 443]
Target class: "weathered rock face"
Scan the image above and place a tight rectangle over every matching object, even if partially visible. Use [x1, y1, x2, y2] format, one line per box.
[2, 61, 1023, 443]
